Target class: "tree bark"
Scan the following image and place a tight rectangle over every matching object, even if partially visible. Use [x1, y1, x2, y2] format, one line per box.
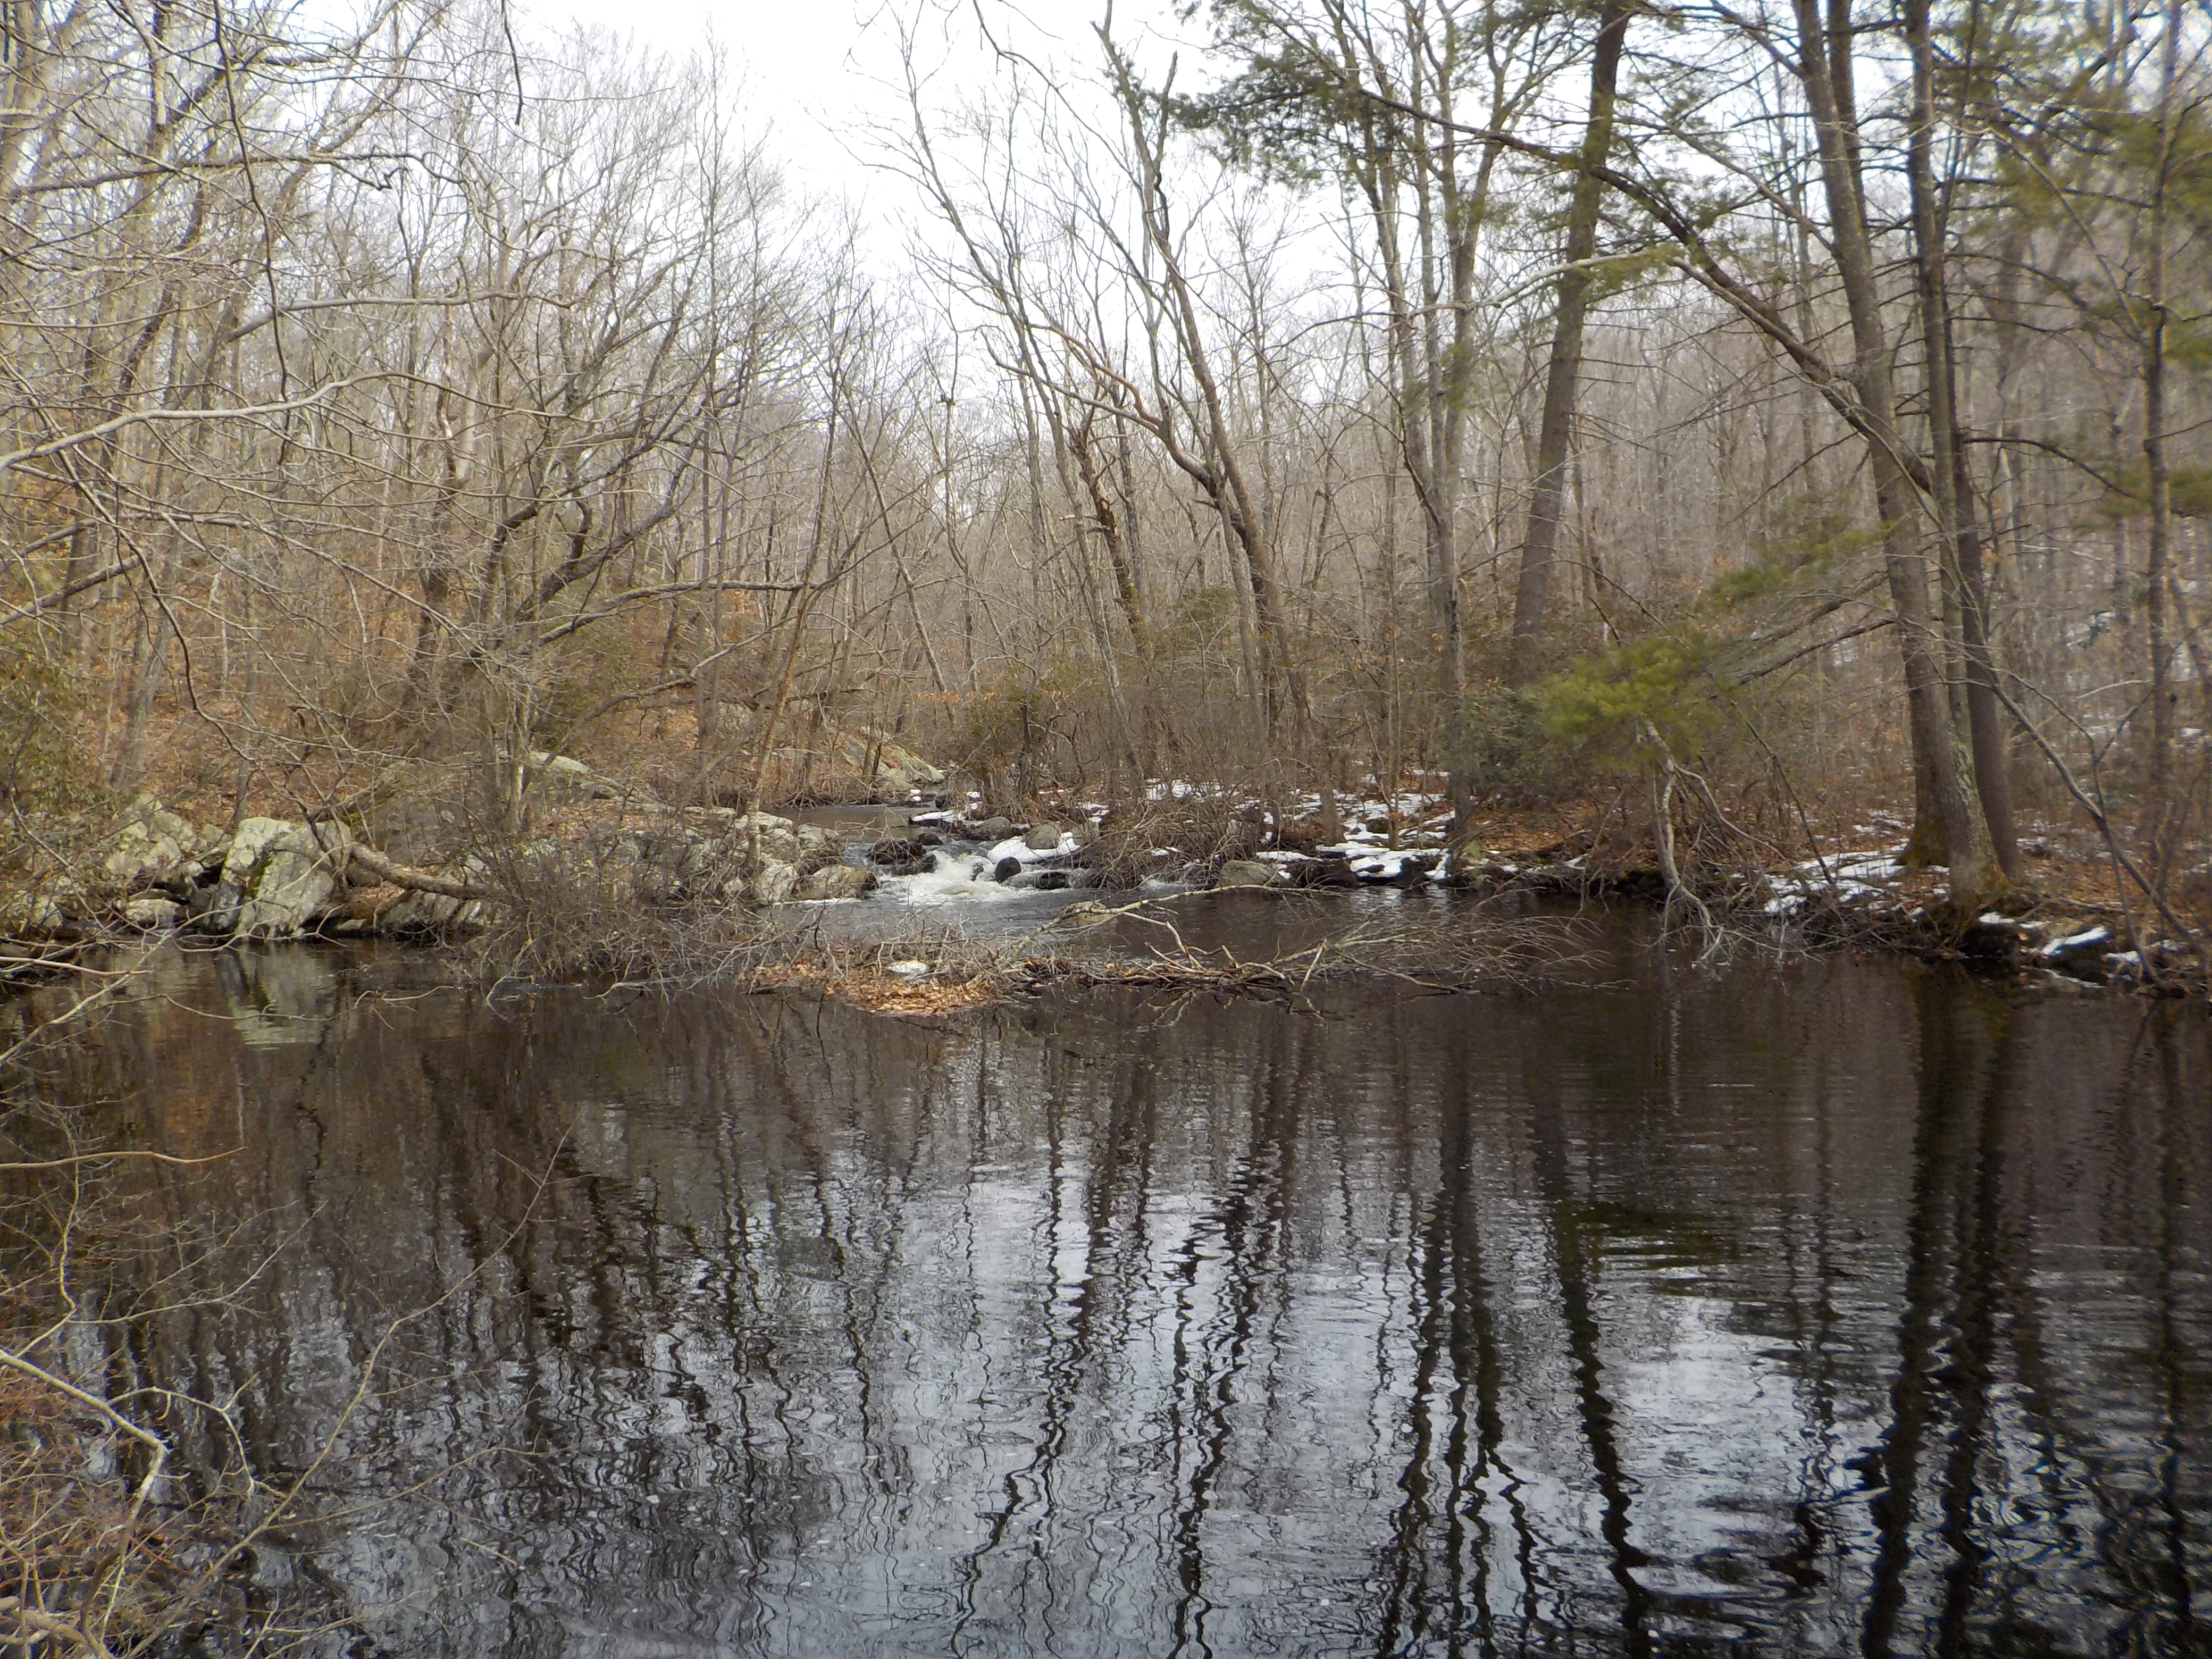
[1905, 0, 2017, 878]
[1506, 0, 1630, 687]
[2141, 0, 2181, 876]
[1792, 0, 1993, 907]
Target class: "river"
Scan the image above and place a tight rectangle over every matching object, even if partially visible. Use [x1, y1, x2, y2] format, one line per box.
[12, 916, 2209, 1656]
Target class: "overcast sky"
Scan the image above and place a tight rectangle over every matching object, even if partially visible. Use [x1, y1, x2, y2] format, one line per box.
[527, 0, 1194, 207]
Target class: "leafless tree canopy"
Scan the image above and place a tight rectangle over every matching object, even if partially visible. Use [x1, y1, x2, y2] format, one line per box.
[2, 0, 2208, 912]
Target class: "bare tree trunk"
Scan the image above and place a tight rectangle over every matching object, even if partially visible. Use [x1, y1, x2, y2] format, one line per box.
[1104, 32, 1310, 740]
[1070, 401, 1146, 647]
[1905, 0, 2017, 879]
[2142, 0, 2181, 876]
[1506, 0, 1630, 686]
[1792, 0, 1992, 906]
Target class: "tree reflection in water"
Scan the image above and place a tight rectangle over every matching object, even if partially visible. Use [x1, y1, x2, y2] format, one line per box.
[48, 942, 2210, 1657]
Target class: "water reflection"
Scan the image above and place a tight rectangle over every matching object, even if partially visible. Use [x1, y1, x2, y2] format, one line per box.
[46, 943, 2212, 1656]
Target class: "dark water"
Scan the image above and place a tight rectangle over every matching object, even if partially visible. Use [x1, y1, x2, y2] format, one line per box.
[26, 935, 2212, 1656]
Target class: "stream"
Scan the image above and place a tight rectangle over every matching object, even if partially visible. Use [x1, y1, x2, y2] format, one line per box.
[9, 864, 2209, 1655]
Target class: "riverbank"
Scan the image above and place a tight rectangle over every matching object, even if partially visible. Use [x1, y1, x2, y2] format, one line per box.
[2, 767, 2197, 998]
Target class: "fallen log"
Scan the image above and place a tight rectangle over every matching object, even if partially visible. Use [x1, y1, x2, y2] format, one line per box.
[340, 842, 488, 902]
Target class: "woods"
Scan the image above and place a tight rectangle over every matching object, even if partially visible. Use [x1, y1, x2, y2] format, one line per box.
[2, 0, 2208, 928]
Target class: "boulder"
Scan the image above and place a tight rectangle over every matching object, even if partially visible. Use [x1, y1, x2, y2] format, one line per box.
[1216, 860, 1280, 889]
[796, 865, 875, 901]
[629, 865, 679, 904]
[524, 752, 619, 805]
[104, 823, 188, 891]
[795, 824, 844, 875]
[124, 895, 182, 930]
[378, 858, 489, 934]
[993, 856, 1023, 883]
[724, 811, 804, 870]
[972, 817, 1014, 841]
[186, 880, 242, 934]
[1024, 823, 1065, 851]
[868, 836, 933, 877]
[102, 797, 214, 892]
[220, 818, 351, 937]
[1293, 853, 1361, 889]
[0, 884, 71, 937]
[747, 861, 799, 906]
[2039, 923, 2115, 975]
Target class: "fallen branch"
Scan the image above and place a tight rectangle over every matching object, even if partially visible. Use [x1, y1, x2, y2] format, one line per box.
[340, 843, 487, 902]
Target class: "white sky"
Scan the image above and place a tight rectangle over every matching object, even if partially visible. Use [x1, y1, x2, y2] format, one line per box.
[526, 0, 1195, 207]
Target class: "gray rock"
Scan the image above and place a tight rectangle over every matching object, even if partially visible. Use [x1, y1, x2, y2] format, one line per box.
[795, 825, 844, 874]
[188, 880, 242, 934]
[1070, 821, 1099, 849]
[629, 866, 678, 905]
[220, 818, 350, 937]
[748, 861, 799, 905]
[725, 811, 804, 869]
[219, 817, 292, 883]
[1024, 823, 1065, 851]
[525, 752, 619, 805]
[594, 829, 649, 867]
[1216, 860, 1280, 889]
[869, 836, 934, 877]
[115, 795, 211, 854]
[972, 817, 1013, 841]
[104, 823, 187, 890]
[2039, 923, 2115, 973]
[1, 886, 68, 936]
[103, 796, 219, 890]
[796, 865, 876, 901]
[377, 888, 450, 932]
[124, 895, 182, 930]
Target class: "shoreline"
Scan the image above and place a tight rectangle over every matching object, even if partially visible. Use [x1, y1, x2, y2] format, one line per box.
[2, 777, 2195, 1000]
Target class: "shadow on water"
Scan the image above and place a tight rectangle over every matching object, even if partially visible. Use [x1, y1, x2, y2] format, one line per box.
[21, 931, 2212, 1657]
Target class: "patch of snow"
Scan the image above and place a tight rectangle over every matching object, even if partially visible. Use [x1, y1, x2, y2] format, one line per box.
[1802, 851, 1902, 880]
[986, 832, 1078, 865]
[2041, 925, 2110, 957]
